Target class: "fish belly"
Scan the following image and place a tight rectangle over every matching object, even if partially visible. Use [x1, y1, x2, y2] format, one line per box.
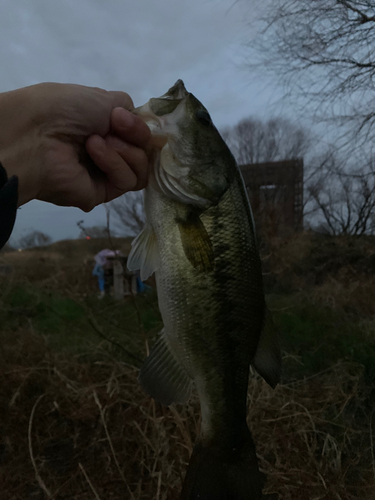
[148, 179, 265, 437]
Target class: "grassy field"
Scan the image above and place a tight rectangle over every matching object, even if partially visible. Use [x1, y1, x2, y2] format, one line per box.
[0, 233, 374, 499]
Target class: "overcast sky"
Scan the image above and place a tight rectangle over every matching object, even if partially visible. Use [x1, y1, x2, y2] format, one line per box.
[1, 0, 282, 244]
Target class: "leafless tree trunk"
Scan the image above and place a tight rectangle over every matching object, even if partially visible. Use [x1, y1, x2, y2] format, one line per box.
[307, 155, 375, 235]
[107, 191, 145, 236]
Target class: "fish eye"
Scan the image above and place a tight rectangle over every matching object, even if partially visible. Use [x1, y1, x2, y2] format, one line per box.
[195, 109, 212, 126]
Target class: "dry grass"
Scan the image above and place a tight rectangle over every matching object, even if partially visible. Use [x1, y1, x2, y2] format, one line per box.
[261, 232, 375, 285]
[0, 236, 133, 297]
[0, 328, 192, 499]
[0, 249, 94, 299]
[309, 273, 375, 317]
[0, 328, 373, 499]
[0, 234, 374, 499]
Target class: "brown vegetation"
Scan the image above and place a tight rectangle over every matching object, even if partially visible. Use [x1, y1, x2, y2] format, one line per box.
[1, 328, 373, 499]
[0, 233, 374, 499]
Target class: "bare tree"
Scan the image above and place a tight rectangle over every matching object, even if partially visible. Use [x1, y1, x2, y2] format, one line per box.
[223, 115, 375, 235]
[251, 0, 375, 147]
[308, 155, 375, 235]
[222, 116, 314, 232]
[222, 117, 310, 165]
[18, 231, 52, 249]
[243, 1, 375, 234]
[108, 191, 145, 236]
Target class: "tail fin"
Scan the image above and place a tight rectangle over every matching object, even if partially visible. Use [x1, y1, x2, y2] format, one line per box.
[180, 434, 266, 500]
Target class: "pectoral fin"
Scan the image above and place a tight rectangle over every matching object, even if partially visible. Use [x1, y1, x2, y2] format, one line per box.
[139, 329, 192, 406]
[178, 214, 214, 272]
[127, 224, 159, 281]
[252, 309, 282, 389]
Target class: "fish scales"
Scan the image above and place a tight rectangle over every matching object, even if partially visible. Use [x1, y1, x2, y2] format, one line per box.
[128, 80, 281, 500]
[148, 178, 263, 437]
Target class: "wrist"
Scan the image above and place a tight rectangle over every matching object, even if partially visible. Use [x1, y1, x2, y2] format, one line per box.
[0, 88, 43, 206]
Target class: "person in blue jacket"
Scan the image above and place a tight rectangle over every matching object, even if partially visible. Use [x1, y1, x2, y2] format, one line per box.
[0, 83, 150, 249]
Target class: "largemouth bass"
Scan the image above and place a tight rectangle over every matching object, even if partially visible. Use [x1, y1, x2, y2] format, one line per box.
[128, 80, 281, 500]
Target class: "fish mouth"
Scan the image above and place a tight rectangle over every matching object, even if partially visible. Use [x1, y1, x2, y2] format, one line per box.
[132, 80, 221, 208]
[132, 103, 168, 149]
[132, 80, 189, 149]
[150, 80, 188, 116]
[164, 79, 189, 99]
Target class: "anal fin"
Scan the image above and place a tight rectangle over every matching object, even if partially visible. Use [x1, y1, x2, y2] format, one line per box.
[139, 330, 192, 406]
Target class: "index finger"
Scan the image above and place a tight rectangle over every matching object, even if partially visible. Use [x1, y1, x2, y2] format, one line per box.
[108, 90, 134, 110]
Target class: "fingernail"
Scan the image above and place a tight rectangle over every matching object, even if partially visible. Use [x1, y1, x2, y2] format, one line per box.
[114, 107, 135, 128]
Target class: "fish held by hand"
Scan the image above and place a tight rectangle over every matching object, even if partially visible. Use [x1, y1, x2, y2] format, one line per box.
[128, 80, 281, 499]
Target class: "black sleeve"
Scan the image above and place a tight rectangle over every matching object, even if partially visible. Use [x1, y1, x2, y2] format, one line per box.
[0, 163, 18, 249]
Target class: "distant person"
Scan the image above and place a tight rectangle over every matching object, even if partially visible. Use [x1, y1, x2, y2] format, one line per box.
[92, 262, 105, 299]
[0, 83, 151, 249]
[93, 249, 121, 298]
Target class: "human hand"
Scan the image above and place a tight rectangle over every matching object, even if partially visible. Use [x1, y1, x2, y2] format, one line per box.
[0, 83, 151, 210]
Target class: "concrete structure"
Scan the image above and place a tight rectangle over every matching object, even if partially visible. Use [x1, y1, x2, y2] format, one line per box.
[106, 255, 137, 300]
[240, 159, 304, 233]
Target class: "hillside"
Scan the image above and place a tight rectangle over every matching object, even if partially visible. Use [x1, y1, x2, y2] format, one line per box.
[0, 233, 374, 499]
